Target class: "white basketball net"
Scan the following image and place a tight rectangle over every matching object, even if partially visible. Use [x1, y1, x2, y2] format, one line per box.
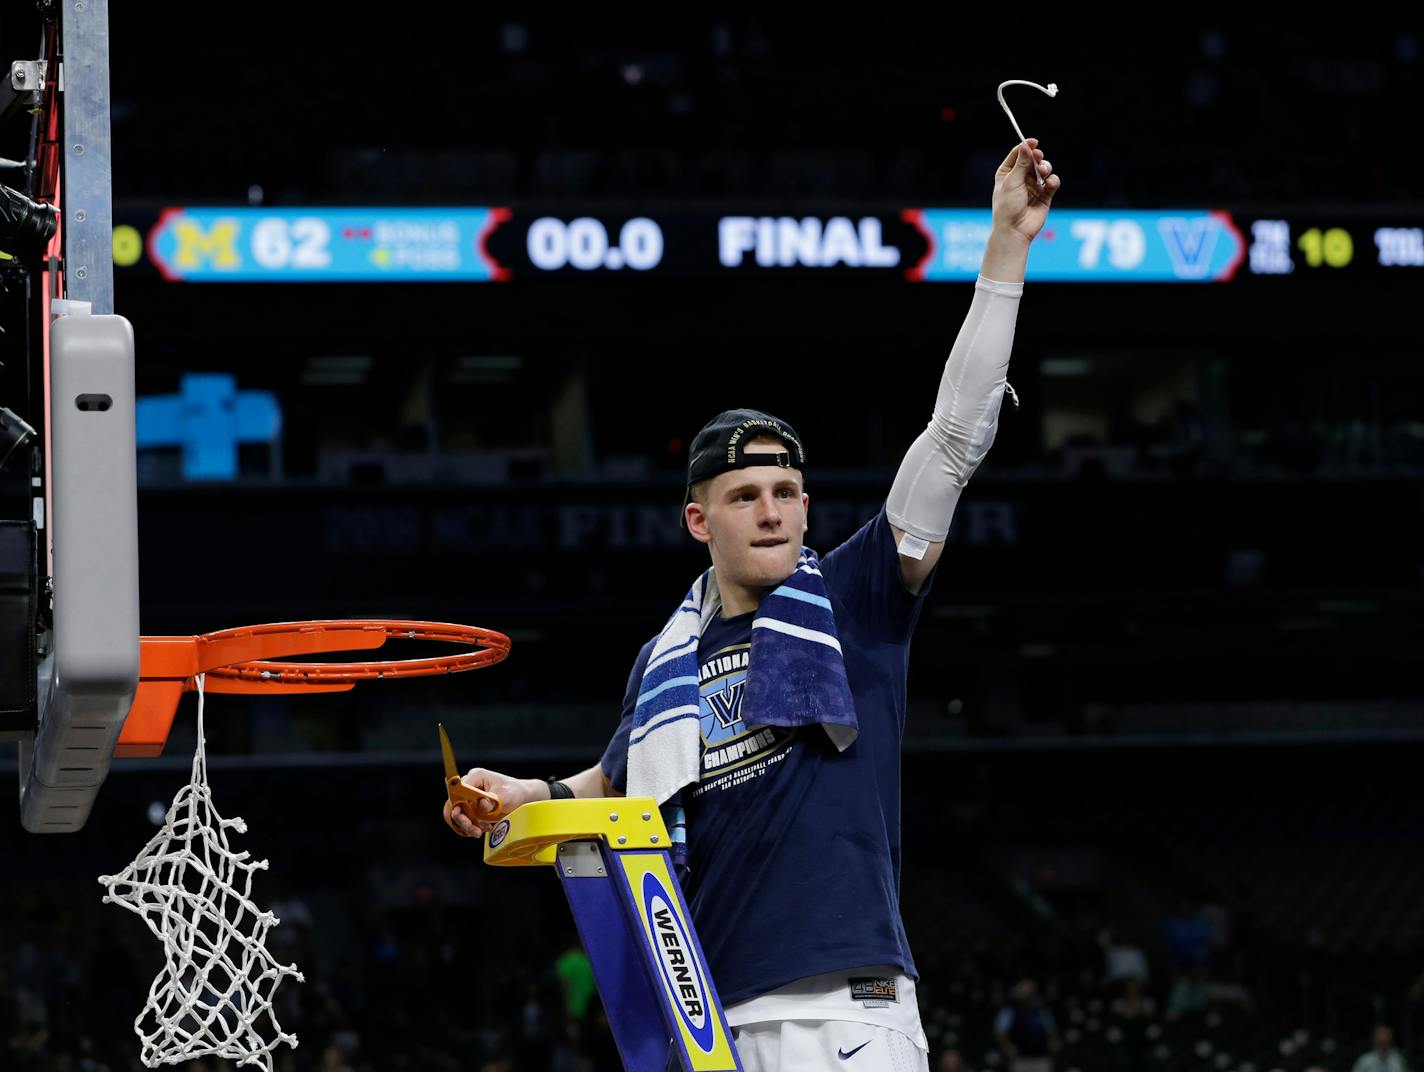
[98, 675, 304, 1069]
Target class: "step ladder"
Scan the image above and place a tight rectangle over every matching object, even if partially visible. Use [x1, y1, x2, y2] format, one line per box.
[484, 797, 744, 1072]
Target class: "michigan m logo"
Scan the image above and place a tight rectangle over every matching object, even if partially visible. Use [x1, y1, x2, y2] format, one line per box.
[172, 218, 240, 270]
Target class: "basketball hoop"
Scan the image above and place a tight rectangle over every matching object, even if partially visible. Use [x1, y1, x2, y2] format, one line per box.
[118, 619, 511, 758]
[101, 620, 511, 1068]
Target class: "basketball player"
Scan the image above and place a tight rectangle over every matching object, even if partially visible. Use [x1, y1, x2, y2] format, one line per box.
[446, 138, 1060, 1072]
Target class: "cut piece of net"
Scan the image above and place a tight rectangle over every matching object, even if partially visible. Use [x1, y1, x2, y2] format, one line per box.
[99, 675, 304, 1069]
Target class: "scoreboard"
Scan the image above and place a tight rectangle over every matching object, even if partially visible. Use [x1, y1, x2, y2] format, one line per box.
[116, 206, 1424, 283]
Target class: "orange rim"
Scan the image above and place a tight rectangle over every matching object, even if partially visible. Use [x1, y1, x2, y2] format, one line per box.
[201, 620, 511, 683]
[119, 619, 512, 758]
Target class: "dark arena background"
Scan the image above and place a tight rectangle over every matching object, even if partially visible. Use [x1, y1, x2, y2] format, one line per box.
[2, 7, 1424, 1072]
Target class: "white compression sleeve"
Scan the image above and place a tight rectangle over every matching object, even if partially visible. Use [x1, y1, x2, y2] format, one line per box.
[886, 273, 1024, 555]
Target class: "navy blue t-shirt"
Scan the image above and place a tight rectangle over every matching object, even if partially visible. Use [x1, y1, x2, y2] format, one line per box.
[600, 504, 936, 1006]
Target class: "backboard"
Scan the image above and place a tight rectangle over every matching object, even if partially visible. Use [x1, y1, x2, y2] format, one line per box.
[0, 0, 140, 832]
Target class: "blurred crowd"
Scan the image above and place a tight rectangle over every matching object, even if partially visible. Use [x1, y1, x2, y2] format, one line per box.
[3, 865, 1422, 1071]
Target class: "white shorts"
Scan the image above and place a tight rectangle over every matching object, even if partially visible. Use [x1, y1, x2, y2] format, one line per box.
[730, 1019, 929, 1072]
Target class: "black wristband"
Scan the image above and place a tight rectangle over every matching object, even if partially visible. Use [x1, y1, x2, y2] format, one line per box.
[545, 778, 574, 800]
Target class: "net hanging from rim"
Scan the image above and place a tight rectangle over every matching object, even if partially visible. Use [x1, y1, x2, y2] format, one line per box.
[99, 675, 304, 1069]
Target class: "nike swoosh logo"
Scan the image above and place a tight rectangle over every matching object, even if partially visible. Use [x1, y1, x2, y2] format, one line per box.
[838, 1040, 872, 1060]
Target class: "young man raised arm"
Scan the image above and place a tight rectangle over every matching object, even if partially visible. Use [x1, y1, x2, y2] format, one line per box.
[446, 139, 1059, 1072]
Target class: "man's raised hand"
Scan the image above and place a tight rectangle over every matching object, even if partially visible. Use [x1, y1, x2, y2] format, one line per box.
[991, 138, 1060, 244]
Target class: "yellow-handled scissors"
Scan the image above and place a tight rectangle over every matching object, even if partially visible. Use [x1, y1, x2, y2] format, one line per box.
[440, 723, 503, 835]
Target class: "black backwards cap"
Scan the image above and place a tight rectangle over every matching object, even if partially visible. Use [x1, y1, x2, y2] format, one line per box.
[679, 409, 806, 528]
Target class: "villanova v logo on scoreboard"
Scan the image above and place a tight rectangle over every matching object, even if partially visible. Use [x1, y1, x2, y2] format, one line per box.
[1158, 215, 1223, 279]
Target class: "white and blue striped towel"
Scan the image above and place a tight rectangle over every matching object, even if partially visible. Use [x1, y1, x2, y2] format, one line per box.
[626, 546, 857, 813]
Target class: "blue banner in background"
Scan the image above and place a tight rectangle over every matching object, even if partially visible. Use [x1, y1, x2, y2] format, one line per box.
[145, 207, 503, 281]
[908, 209, 1247, 282]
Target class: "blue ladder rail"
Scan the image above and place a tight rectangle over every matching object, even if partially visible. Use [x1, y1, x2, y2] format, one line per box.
[484, 798, 744, 1072]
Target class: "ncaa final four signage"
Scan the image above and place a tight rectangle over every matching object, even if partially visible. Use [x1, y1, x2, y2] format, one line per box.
[120, 206, 1418, 283]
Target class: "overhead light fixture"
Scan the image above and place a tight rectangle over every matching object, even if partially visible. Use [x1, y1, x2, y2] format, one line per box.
[450, 355, 521, 385]
[1041, 358, 1092, 377]
[300, 355, 373, 386]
